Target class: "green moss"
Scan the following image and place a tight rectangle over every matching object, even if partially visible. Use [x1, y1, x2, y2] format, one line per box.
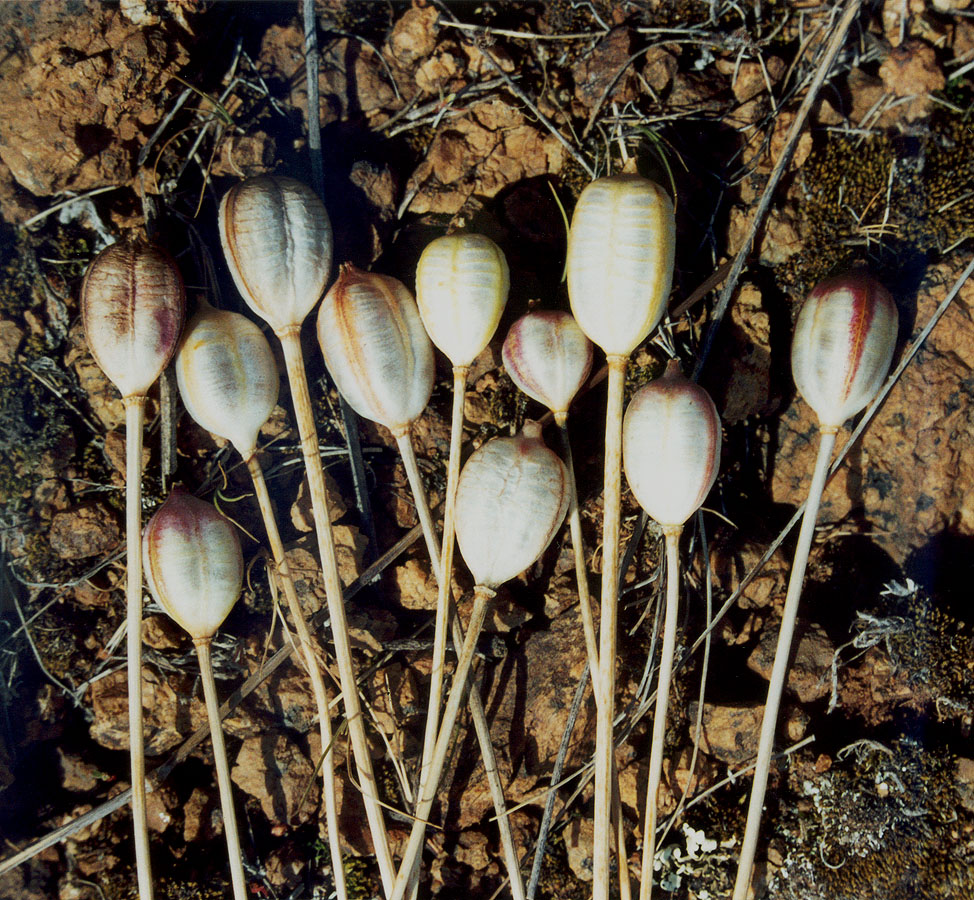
[344, 856, 382, 900]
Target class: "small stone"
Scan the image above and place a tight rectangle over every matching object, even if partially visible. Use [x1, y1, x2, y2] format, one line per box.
[0, 319, 24, 363]
[48, 503, 120, 559]
[57, 748, 101, 792]
[232, 732, 320, 825]
[183, 787, 218, 842]
[955, 757, 974, 812]
[879, 41, 945, 113]
[454, 830, 490, 870]
[688, 702, 763, 765]
[747, 621, 835, 703]
[290, 472, 346, 532]
[145, 784, 177, 833]
[142, 614, 184, 650]
[385, 5, 439, 67]
[642, 47, 678, 93]
[388, 559, 439, 611]
[566, 817, 595, 882]
[572, 27, 636, 107]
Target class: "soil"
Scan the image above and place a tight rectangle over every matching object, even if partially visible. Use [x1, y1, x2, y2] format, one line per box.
[1, 2, 973, 899]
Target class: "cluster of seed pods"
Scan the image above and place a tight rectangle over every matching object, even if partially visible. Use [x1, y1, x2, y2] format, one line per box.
[78, 165, 900, 900]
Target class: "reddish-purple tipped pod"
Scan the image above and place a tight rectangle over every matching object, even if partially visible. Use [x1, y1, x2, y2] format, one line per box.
[502, 311, 593, 421]
[81, 238, 185, 398]
[622, 360, 721, 528]
[791, 272, 898, 430]
[219, 176, 333, 335]
[316, 264, 435, 436]
[175, 301, 279, 462]
[455, 422, 570, 590]
[142, 488, 243, 642]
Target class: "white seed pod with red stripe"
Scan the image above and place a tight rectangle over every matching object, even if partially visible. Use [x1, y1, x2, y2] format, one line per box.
[415, 233, 509, 367]
[219, 176, 333, 334]
[502, 311, 593, 421]
[454, 422, 570, 590]
[175, 301, 279, 462]
[142, 488, 243, 642]
[316, 264, 434, 436]
[81, 239, 185, 399]
[791, 272, 898, 430]
[566, 175, 675, 357]
[622, 360, 721, 528]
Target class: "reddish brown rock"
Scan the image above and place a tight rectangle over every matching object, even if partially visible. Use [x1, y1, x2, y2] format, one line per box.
[747, 621, 835, 703]
[572, 27, 636, 108]
[48, 503, 120, 559]
[879, 40, 945, 121]
[688, 702, 763, 765]
[231, 732, 320, 826]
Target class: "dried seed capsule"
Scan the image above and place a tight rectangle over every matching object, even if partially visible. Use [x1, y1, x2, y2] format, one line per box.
[791, 271, 898, 430]
[622, 360, 721, 528]
[81, 238, 185, 398]
[415, 233, 509, 367]
[316, 264, 434, 436]
[175, 301, 279, 462]
[566, 175, 675, 357]
[218, 176, 333, 334]
[142, 488, 243, 642]
[454, 422, 569, 589]
[502, 310, 593, 419]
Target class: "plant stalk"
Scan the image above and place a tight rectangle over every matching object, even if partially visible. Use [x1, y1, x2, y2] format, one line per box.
[390, 585, 495, 900]
[247, 456, 347, 900]
[397, 430, 525, 900]
[278, 328, 394, 895]
[556, 414, 631, 900]
[194, 639, 248, 900]
[593, 356, 627, 900]
[731, 428, 837, 900]
[639, 526, 682, 900]
[124, 394, 153, 900]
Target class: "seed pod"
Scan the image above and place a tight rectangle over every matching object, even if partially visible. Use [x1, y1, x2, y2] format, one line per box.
[81, 238, 185, 399]
[502, 311, 593, 419]
[175, 301, 279, 462]
[415, 233, 509, 367]
[566, 175, 675, 357]
[143, 488, 243, 642]
[219, 176, 333, 333]
[622, 360, 721, 528]
[454, 422, 569, 590]
[791, 271, 898, 430]
[317, 264, 434, 436]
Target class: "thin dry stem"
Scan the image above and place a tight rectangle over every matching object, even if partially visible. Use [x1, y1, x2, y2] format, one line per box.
[593, 357, 627, 900]
[732, 429, 837, 900]
[279, 329, 395, 894]
[556, 415, 630, 899]
[195, 639, 248, 900]
[639, 526, 682, 900]
[390, 585, 495, 900]
[397, 428, 526, 900]
[124, 395, 153, 900]
[247, 456, 347, 900]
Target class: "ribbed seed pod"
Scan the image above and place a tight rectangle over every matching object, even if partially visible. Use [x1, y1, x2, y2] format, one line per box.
[218, 176, 333, 334]
[454, 423, 569, 590]
[502, 311, 593, 420]
[791, 271, 898, 430]
[317, 264, 434, 436]
[142, 488, 243, 642]
[81, 238, 185, 398]
[415, 233, 509, 367]
[175, 301, 279, 462]
[622, 360, 721, 527]
[566, 175, 675, 357]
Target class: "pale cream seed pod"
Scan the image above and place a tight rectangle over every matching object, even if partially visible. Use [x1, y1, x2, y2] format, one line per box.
[81, 238, 185, 399]
[623, 360, 721, 528]
[316, 264, 434, 436]
[566, 174, 675, 357]
[415, 233, 510, 367]
[175, 301, 279, 462]
[502, 310, 593, 421]
[142, 487, 244, 643]
[218, 175, 333, 334]
[791, 271, 898, 431]
[454, 422, 570, 590]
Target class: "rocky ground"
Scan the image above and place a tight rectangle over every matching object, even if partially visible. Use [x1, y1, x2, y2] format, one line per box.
[0, 1, 973, 899]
